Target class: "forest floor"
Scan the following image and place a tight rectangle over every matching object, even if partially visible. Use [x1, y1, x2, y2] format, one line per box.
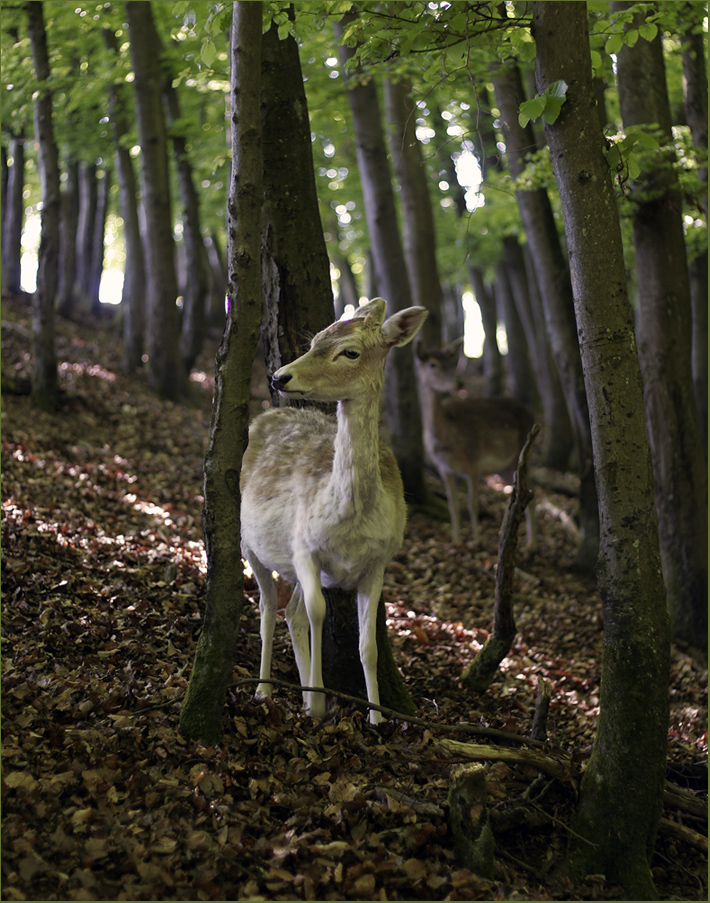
[1, 292, 707, 903]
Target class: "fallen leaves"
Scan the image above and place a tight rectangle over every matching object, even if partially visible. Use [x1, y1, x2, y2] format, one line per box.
[1, 294, 707, 900]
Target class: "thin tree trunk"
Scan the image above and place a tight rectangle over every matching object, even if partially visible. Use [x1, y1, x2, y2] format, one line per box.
[73, 161, 97, 313]
[56, 156, 79, 317]
[533, 5, 670, 897]
[493, 60, 599, 570]
[89, 168, 110, 315]
[206, 231, 227, 330]
[384, 77, 443, 347]
[260, 16, 335, 402]
[495, 261, 538, 409]
[613, 0, 708, 647]
[334, 14, 427, 504]
[504, 235, 574, 469]
[103, 26, 145, 371]
[162, 50, 209, 373]
[469, 266, 502, 397]
[125, 0, 186, 401]
[2, 132, 25, 295]
[26, 0, 59, 413]
[179, 0, 263, 745]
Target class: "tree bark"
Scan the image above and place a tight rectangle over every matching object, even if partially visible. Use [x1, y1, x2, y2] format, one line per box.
[162, 50, 209, 373]
[468, 266, 502, 397]
[26, 0, 59, 413]
[56, 156, 79, 317]
[179, 0, 263, 745]
[259, 16, 335, 400]
[1, 132, 25, 295]
[73, 161, 97, 313]
[125, 0, 186, 400]
[89, 168, 110, 316]
[384, 77, 443, 347]
[493, 60, 599, 571]
[495, 261, 538, 409]
[532, 4, 670, 897]
[613, 0, 708, 648]
[334, 14, 427, 505]
[103, 26, 145, 371]
[503, 235, 574, 469]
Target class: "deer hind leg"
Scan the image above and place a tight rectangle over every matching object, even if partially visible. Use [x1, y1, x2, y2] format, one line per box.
[246, 553, 279, 701]
[284, 583, 311, 707]
[441, 470, 462, 543]
[294, 553, 327, 719]
[464, 471, 480, 542]
[357, 569, 385, 725]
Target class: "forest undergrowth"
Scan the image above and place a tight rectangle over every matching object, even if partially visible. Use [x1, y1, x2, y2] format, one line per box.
[1, 293, 707, 902]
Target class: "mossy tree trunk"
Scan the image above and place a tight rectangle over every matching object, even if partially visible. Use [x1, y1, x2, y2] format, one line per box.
[532, 4, 670, 897]
[179, 0, 263, 745]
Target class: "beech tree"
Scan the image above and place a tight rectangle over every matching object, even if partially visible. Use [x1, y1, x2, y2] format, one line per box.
[1, 130, 25, 295]
[532, 2, 670, 896]
[180, 0, 264, 744]
[334, 13, 427, 505]
[26, 0, 59, 413]
[612, 0, 707, 648]
[125, 0, 186, 401]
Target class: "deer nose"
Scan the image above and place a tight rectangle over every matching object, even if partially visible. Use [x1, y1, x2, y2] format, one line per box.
[270, 372, 292, 391]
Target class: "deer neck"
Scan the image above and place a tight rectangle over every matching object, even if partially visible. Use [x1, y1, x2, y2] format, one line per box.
[330, 393, 384, 517]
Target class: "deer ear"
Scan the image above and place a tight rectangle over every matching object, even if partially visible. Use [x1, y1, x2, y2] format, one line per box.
[353, 297, 387, 325]
[381, 306, 429, 348]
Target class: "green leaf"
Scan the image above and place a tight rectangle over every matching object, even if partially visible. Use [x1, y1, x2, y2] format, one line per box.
[606, 32, 623, 55]
[605, 145, 621, 170]
[624, 28, 639, 47]
[627, 156, 642, 180]
[590, 49, 602, 73]
[518, 94, 545, 128]
[277, 21, 291, 41]
[541, 79, 567, 125]
[638, 22, 658, 42]
[201, 39, 217, 68]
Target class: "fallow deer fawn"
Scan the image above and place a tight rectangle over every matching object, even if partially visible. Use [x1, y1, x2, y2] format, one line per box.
[414, 341, 537, 548]
[240, 299, 428, 724]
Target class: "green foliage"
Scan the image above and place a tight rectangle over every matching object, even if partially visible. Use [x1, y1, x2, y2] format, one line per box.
[518, 81, 568, 128]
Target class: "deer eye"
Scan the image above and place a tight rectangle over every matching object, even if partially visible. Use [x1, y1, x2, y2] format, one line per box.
[341, 349, 360, 360]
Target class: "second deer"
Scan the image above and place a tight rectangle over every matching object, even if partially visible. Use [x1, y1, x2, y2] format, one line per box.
[414, 341, 537, 549]
[241, 299, 428, 724]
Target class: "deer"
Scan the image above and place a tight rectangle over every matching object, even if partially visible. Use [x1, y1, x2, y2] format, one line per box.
[414, 340, 537, 549]
[240, 298, 428, 724]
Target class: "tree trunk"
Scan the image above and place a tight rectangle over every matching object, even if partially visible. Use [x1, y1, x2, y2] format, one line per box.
[495, 261, 538, 409]
[1, 132, 25, 295]
[679, 1, 708, 453]
[469, 266, 502, 396]
[613, 0, 708, 648]
[179, 0, 263, 745]
[73, 161, 97, 313]
[384, 77, 443, 347]
[532, 4, 670, 897]
[503, 236, 574, 469]
[334, 14, 427, 505]
[26, 0, 59, 413]
[125, 0, 186, 401]
[206, 231, 227, 329]
[162, 52, 209, 373]
[493, 60, 599, 571]
[89, 167, 110, 316]
[259, 16, 335, 400]
[103, 26, 145, 371]
[56, 156, 79, 317]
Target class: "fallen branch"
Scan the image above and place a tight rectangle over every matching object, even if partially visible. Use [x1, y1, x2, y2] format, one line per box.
[461, 424, 540, 692]
[658, 817, 708, 853]
[232, 676, 547, 746]
[436, 735, 574, 782]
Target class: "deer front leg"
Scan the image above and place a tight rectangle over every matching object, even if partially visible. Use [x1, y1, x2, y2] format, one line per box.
[294, 553, 327, 719]
[284, 583, 311, 707]
[357, 570, 385, 725]
[441, 470, 462, 543]
[246, 554, 279, 701]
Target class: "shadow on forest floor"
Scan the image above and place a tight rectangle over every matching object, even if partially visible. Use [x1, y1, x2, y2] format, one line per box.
[1, 292, 707, 901]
